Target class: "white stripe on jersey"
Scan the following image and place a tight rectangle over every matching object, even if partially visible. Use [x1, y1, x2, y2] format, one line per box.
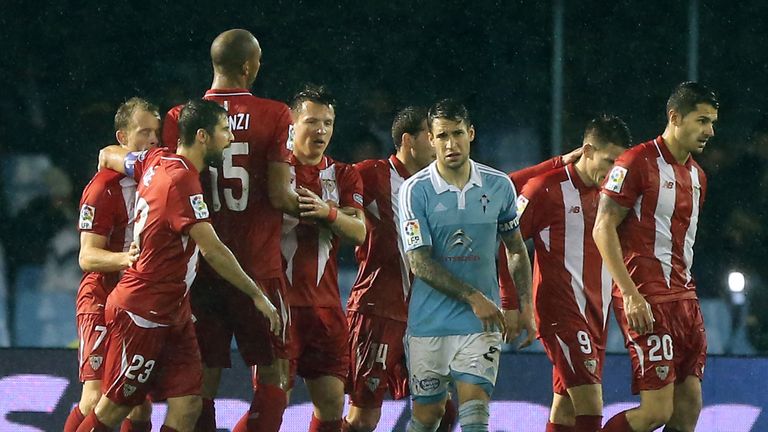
[555, 333, 576, 373]
[119, 177, 138, 252]
[560, 177, 588, 320]
[389, 162, 412, 302]
[282, 166, 299, 284]
[683, 166, 702, 284]
[600, 262, 613, 329]
[476, 163, 517, 197]
[160, 156, 189, 170]
[653, 140, 675, 287]
[316, 164, 338, 284]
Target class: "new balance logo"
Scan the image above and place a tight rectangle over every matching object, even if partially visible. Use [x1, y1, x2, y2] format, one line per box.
[663, 181, 675, 189]
[568, 206, 581, 214]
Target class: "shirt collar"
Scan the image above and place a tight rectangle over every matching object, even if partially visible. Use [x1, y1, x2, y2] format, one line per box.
[429, 159, 483, 194]
[389, 154, 412, 179]
[654, 135, 693, 167]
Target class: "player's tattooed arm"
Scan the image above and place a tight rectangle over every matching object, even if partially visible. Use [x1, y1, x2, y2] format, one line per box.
[500, 229, 536, 347]
[407, 247, 506, 333]
[500, 229, 532, 308]
[593, 194, 654, 334]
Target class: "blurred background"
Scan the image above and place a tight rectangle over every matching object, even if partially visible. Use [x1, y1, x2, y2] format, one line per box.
[0, 0, 766, 356]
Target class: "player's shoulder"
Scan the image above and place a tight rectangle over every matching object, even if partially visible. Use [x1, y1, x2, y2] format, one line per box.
[525, 166, 568, 191]
[238, 94, 290, 116]
[82, 169, 124, 197]
[617, 138, 658, 165]
[474, 161, 514, 189]
[401, 164, 432, 191]
[353, 158, 386, 173]
[164, 103, 183, 121]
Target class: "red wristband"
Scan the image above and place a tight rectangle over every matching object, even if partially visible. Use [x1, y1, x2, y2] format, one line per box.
[326, 207, 338, 223]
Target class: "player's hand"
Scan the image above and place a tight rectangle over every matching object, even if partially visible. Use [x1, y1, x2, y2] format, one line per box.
[561, 147, 584, 165]
[253, 292, 281, 336]
[517, 304, 537, 349]
[623, 292, 654, 335]
[121, 242, 140, 268]
[297, 187, 331, 220]
[502, 309, 520, 343]
[467, 291, 506, 334]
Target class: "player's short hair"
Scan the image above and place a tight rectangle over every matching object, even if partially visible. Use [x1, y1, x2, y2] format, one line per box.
[177, 99, 228, 148]
[391, 106, 428, 149]
[210, 29, 260, 76]
[289, 84, 336, 112]
[584, 114, 632, 148]
[427, 99, 471, 131]
[666, 81, 719, 118]
[114, 97, 159, 132]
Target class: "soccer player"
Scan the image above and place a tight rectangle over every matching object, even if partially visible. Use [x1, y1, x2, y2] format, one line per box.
[346, 106, 466, 432]
[595, 82, 718, 432]
[278, 85, 366, 432]
[500, 115, 631, 432]
[77, 99, 280, 432]
[163, 29, 299, 432]
[64, 97, 159, 432]
[398, 99, 534, 432]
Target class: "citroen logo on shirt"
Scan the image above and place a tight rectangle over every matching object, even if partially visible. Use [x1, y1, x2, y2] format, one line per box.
[448, 229, 474, 253]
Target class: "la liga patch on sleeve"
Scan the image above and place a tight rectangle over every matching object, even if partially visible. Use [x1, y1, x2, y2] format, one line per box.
[79, 204, 95, 229]
[402, 219, 423, 248]
[604, 166, 628, 193]
[189, 194, 210, 219]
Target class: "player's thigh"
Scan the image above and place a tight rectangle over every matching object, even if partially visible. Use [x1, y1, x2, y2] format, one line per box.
[296, 307, 350, 383]
[100, 305, 167, 407]
[667, 375, 703, 431]
[450, 332, 503, 401]
[164, 394, 202, 431]
[234, 277, 289, 365]
[190, 276, 235, 368]
[151, 317, 203, 402]
[540, 328, 604, 406]
[405, 335, 454, 405]
[77, 313, 109, 382]
[347, 311, 408, 408]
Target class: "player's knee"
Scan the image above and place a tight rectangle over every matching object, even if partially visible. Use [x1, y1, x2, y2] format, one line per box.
[167, 395, 202, 425]
[458, 399, 490, 432]
[127, 399, 153, 421]
[347, 407, 381, 432]
[638, 405, 673, 430]
[79, 392, 101, 415]
[258, 361, 290, 390]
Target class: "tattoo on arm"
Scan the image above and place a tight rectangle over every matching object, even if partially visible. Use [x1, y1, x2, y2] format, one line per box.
[501, 230, 533, 307]
[406, 247, 478, 302]
[597, 193, 630, 224]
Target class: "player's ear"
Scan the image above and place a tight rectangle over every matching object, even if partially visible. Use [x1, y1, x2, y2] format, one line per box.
[582, 142, 595, 159]
[196, 128, 209, 145]
[668, 109, 681, 127]
[115, 129, 126, 146]
[467, 125, 476, 142]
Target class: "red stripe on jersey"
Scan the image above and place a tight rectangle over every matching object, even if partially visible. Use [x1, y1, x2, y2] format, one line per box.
[601, 136, 706, 304]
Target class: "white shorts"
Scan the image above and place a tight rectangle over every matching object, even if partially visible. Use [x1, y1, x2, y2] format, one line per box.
[405, 332, 502, 403]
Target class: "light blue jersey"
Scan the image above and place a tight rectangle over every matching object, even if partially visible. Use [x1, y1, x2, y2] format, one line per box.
[398, 159, 519, 337]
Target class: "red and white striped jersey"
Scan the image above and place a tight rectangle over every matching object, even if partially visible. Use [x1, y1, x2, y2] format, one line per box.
[109, 147, 210, 325]
[516, 164, 613, 345]
[282, 154, 363, 308]
[601, 135, 707, 304]
[163, 88, 293, 280]
[76, 169, 136, 315]
[346, 155, 413, 322]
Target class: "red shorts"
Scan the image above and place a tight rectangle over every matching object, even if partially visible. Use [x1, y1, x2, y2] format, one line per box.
[77, 313, 109, 382]
[540, 325, 605, 395]
[287, 306, 349, 387]
[346, 311, 409, 408]
[101, 302, 202, 406]
[614, 298, 707, 394]
[191, 276, 290, 368]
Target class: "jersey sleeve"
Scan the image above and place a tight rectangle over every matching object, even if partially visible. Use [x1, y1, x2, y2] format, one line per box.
[267, 105, 293, 163]
[508, 156, 561, 190]
[338, 163, 364, 210]
[162, 105, 182, 152]
[167, 170, 211, 234]
[398, 180, 432, 252]
[600, 149, 645, 208]
[497, 176, 519, 234]
[352, 160, 377, 207]
[516, 175, 549, 240]
[78, 178, 118, 236]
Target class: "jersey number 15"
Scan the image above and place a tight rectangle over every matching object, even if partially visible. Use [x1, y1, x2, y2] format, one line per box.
[210, 142, 249, 212]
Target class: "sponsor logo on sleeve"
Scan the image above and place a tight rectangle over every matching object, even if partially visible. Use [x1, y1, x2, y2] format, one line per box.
[403, 219, 423, 248]
[189, 194, 210, 219]
[604, 166, 628, 193]
[79, 204, 95, 230]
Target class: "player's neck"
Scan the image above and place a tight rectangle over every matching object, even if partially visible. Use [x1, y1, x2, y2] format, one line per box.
[662, 127, 691, 164]
[211, 74, 248, 90]
[293, 151, 323, 167]
[573, 158, 596, 187]
[396, 150, 421, 175]
[177, 146, 205, 172]
[436, 160, 471, 189]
